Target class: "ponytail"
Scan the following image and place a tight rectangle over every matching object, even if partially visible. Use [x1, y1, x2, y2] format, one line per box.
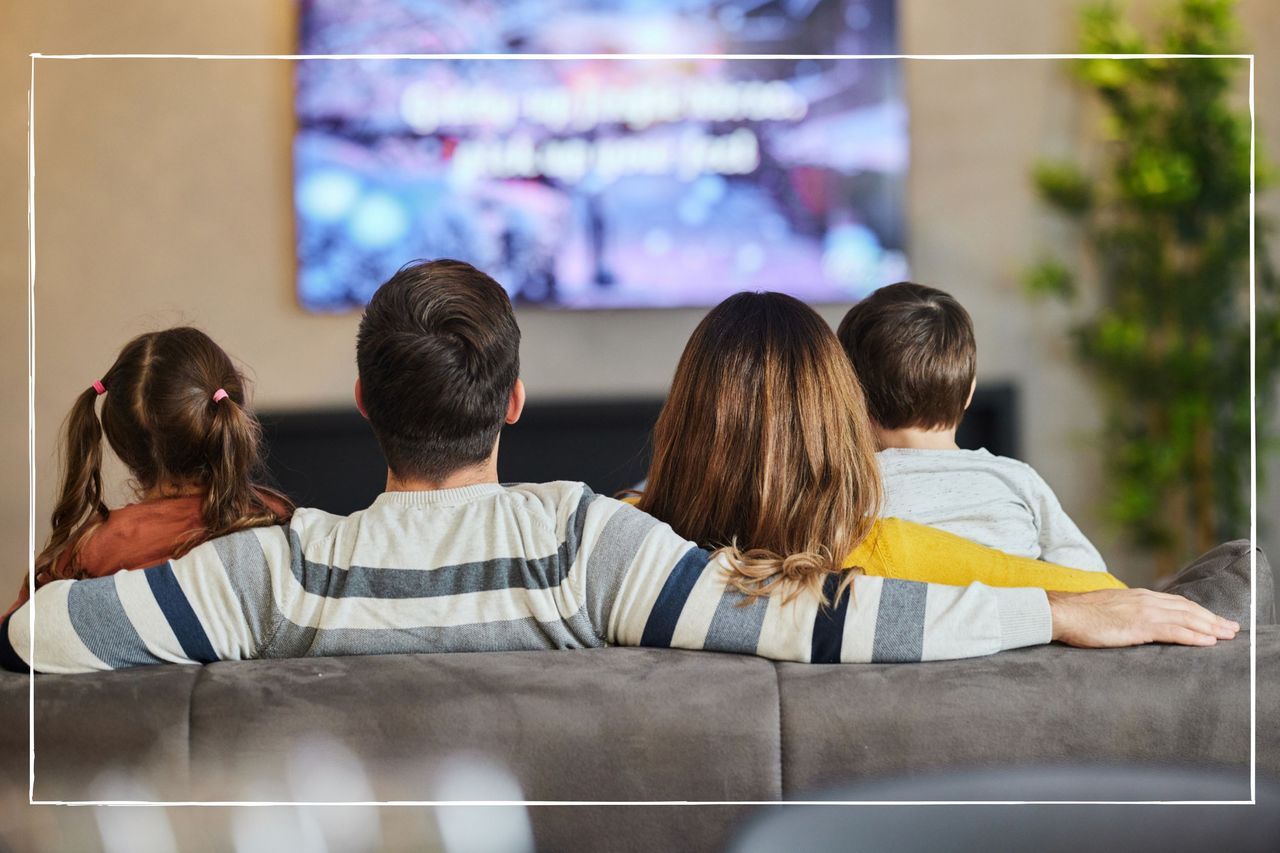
[32, 330, 296, 587]
[717, 542, 858, 607]
[189, 390, 293, 555]
[35, 386, 110, 581]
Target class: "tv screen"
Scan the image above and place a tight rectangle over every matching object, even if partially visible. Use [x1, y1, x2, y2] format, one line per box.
[295, 0, 907, 311]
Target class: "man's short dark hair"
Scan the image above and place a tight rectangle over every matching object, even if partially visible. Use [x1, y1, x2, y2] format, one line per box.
[356, 259, 520, 480]
[836, 282, 977, 431]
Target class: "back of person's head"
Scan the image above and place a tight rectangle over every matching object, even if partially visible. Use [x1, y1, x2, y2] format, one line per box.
[836, 282, 977, 431]
[36, 327, 292, 580]
[638, 291, 882, 604]
[356, 259, 520, 482]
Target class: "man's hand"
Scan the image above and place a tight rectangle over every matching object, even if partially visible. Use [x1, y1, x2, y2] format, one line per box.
[1047, 588, 1240, 648]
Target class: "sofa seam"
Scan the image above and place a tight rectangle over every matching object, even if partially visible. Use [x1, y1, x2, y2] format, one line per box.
[185, 664, 204, 796]
[773, 661, 784, 800]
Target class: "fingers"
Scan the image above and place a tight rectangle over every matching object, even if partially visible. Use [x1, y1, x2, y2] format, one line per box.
[1151, 606, 1233, 637]
[1148, 592, 1240, 637]
[1150, 603, 1239, 644]
[1154, 625, 1218, 647]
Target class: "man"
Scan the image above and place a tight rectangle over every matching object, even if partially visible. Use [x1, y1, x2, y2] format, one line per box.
[1, 260, 1237, 673]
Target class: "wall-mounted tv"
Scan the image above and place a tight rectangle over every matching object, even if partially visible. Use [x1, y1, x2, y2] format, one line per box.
[295, 0, 907, 311]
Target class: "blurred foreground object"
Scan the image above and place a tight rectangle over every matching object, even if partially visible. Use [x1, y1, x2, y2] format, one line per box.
[731, 766, 1280, 853]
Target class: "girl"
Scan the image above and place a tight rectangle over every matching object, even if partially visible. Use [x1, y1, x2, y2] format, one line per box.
[636, 292, 1124, 603]
[8, 327, 293, 615]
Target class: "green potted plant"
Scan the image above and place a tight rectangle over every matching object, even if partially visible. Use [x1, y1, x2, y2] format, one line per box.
[1024, 0, 1279, 573]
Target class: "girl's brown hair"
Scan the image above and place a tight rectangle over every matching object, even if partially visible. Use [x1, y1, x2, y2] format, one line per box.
[637, 292, 882, 604]
[35, 327, 294, 582]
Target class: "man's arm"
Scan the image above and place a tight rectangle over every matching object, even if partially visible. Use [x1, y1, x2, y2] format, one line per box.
[585, 498, 1237, 662]
[1, 526, 294, 674]
[588, 499, 1046, 662]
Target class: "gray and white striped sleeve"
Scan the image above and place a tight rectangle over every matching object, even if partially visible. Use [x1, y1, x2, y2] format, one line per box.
[597, 516, 1053, 663]
[2, 526, 294, 674]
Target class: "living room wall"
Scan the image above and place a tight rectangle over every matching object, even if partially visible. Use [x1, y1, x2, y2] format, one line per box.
[1, 0, 1276, 595]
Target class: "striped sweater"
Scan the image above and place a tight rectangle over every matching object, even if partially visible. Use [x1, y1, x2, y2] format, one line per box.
[1, 482, 1052, 674]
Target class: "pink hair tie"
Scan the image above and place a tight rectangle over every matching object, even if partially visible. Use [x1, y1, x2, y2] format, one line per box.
[212, 388, 229, 403]
[91, 380, 106, 395]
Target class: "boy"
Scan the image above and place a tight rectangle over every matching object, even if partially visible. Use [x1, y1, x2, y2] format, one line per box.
[837, 282, 1107, 572]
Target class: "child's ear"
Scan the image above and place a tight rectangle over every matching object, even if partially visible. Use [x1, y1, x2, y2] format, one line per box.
[964, 378, 976, 411]
[354, 377, 368, 419]
[505, 379, 526, 425]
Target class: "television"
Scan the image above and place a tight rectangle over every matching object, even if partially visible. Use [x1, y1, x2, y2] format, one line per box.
[294, 0, 907, 311]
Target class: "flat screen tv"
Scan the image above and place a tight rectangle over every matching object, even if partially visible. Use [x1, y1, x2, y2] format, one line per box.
[295, 0, 907, 310]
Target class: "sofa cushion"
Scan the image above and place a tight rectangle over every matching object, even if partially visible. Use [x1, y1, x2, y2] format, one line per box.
[0, 663, 201, 800]
[1160, 539, 1274, 625]
[775, 633, 1262, 797]
[184, 647, 782, 802]
[8, 630, 1276, 805]
[2, 628, 1276, 852]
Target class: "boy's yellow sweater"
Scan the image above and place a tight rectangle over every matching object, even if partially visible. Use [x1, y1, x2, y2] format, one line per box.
[847, 517, 1125, 591]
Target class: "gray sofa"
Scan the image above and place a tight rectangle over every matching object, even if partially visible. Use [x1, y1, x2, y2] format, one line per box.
[2, 543, 1276, 852]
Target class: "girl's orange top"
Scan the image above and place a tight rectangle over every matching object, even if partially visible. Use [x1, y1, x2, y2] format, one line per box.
[6, 493, 289, 618]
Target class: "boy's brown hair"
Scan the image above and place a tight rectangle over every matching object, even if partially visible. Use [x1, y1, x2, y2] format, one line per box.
[836, 282, 976, 431]
[356, 259, 520, 481]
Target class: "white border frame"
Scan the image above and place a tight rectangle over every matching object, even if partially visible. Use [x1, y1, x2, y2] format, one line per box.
[24, 49, 1264, 809]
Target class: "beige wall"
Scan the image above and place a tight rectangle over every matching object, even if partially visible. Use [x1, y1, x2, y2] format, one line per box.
[1, 0, 1276, 594]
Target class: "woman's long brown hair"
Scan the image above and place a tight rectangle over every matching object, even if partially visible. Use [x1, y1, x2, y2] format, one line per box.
[34, 328, 294, 583]
[638, 292, 882, 604]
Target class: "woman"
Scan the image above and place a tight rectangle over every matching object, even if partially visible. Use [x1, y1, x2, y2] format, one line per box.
[636, 291, 1124, 603]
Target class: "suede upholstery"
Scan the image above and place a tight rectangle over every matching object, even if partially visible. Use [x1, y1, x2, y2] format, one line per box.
[777, 638, 1259, 795]
[1159, 540, 1274, 625]
[184, 649, 782, 802]
[3, 631, 1276, 821]
[1, 542, 1275, 852]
